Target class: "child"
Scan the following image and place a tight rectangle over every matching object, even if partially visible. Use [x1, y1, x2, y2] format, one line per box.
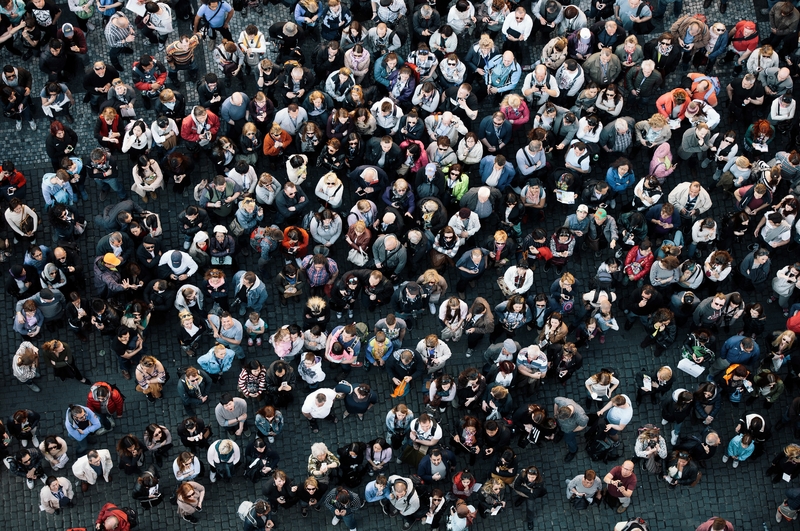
[197, 343, 235, 383]
[592, 299, 619, 343]
[245, 311, 266, 347]
[365, 331, 394, 370]
[303, 325, 327, 353]
[723, 432, 754, 468]
[298, 352, 325, 389]
[269, 327, 293, 359]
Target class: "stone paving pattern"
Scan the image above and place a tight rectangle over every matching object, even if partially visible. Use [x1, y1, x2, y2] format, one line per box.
[0, 0, 796, 529]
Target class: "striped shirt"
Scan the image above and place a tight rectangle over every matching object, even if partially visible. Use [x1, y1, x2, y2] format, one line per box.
[105, 13, 132, 47]
[166, 35, 200, 66]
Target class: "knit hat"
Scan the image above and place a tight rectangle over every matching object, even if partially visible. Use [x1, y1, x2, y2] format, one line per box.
[502, 339, 517, 353]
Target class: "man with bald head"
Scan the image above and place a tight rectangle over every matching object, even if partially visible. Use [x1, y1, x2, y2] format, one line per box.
[95, 502, 131, 530]
[522, 64, 560, 106]
[220, 91, 250, 137]
[760, 66, 793, 99]
[373, 233, 407, 281]
[484, 51, 522, 101]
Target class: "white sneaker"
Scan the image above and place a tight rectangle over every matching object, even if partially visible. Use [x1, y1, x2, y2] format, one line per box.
[26, 478, 33, 489]
[15, 121, 21, 130]
[29, 120, 36, 130]
[661, 419, 668, 426]
[721, 455, 729, 463]
[87, 20, 95, 31]
[268, 436, 274, 444]
[429, 302, 436, 314]
[332, 517, 340, 526]
[20, 440, 27, 447]
[670, 431, 678, 446]
[210, 472, 217, 483]
[732, 460, 739, 468]
[347, 310, 353, 318]
[336, 312, 343, 319]
[32, 436, 39, 447]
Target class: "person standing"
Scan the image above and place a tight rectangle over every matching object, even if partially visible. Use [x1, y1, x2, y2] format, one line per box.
[603, 460, 637, 514]
[323, 486, 362, 531]
[553, 396, 588, 462]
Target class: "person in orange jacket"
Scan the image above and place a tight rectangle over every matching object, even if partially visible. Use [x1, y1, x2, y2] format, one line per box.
[86, 382, 125, 434]
[262, 122, 293, 170]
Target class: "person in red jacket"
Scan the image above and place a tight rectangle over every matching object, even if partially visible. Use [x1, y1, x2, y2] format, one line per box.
[95, 503, 131, 531]
[131, 55, 168, 110]
[0, 160, 27, 200]
[280, 226, 310, 263]
[695, 517, 734, 531]
[655, 88, 690, 123]
[180, 105, 220, 154]
[623, 240, 655, 285]
[262, 122, 293, 170]
[86, 382, 125, 434]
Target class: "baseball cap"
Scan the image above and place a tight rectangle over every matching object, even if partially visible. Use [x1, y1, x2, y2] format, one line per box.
[502, 339, 517, 353]
[103, 253, 121, 267]
[577, 204, 589, 213]
[425, 163, 437, 176]
[579, 28, 591, 40]
[595, 208, 608, 220]
[40, 288, 54, 300]
[171, 250, 183, 266]
[62, 23, 74, 38]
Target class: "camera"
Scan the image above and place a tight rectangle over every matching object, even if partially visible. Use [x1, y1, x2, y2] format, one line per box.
[683, 293, 694, 304]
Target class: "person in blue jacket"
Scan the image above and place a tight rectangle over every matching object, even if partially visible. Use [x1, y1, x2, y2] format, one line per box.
[479, 154, 516, 192]
[604, 157, 635, 209]
[718, 335, 761, 371]
[696, 22, 728, 74]
[64, 404, 101, 457]
[231, 270, 269, 317]
[478, 111, 513, 156]
[197, 343, 235, 383]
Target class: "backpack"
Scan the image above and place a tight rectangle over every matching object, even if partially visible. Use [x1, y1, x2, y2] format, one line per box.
[586, 437, 624, 463]
[692, 75, 721, 101]
[237, 501, 254, 521]
[355, 322, 370, 346]
[632, 1, 655, 34]
[120, 507, 138, 529]
[619, 517, 650, 531]
[301, 210, 315, 230]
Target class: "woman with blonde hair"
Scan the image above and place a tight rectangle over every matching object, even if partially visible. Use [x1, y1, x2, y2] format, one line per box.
[327, 107, 354, 140]
[315, 172, 344, 210]
[500, 94, 529, 131]
[345, 219, 371, 262]
[464, 33, 498, 85]
[238, 122, 262, 166]
[614, 35, 643, 70]
[540, 35, 568, 70]
[478, 476, 507, 516]
[634, 426, 667, 474]
[175, 481, 205, 523]
[295, 121, 324, 157]
[766, 444, 800, 483]
[295, 0, 320, 31]
[418, 268, 449, 315]
[135, 355, 167, 401]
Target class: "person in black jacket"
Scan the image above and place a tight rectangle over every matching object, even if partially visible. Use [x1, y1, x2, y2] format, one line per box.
[329, 273, 359, 319]
[337, 442, 368, 487]
[132, 466, 162, 509]
[363, 136, 403, 180]
[143, 279, 176, 319]
[296, 476, 328, 516]
[7, 409, 40, 447]
[386, 348, 426, 395]
[622, 284, 664, 330]
[196, 73, 227, 114]
[674, 427, 720, 467]
[177, 367, 213, 415]
[262, 469, 298, 511]
[245, 437, 280, 484]
[5, 264, 41, 300]
[639, 308, 677, 357]
[351, 268, 394, 311]
[116, 434, 145, 475]
[176, 416, 212, 453]
[154, 88, 186, 119]
[636, 365, 674, 405]
[264, 360, 296, 407]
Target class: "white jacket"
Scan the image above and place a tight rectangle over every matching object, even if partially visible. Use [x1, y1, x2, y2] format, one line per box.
[71, 449, 113, 484]
[415, 338, 452, 373]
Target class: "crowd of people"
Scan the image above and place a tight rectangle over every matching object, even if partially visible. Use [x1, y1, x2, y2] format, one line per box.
[2, 0, 800, 528]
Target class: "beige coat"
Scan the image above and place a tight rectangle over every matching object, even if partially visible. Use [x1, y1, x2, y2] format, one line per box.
[71, 449, 113, 484]
[39, 477, 73, 513]
[177, 481, 205, 516]
[38, 437, 69, 470]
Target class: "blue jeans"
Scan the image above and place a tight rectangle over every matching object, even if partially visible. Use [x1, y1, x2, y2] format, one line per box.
[654, 0, 682, 16]
[97, 176, 128, 200]
[563, 431, 578, 454]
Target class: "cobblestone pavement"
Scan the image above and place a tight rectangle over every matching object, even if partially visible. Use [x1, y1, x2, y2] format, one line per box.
[0, 0, 796, 529]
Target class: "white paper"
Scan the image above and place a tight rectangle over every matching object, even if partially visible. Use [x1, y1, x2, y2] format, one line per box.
[556, 190, 575, 204]
[491, 506, 501, 515]
[126, 0, 147, 16]
[425, 515, 434, 525]
[754, 143, 768, 152]
[642, 375, 652, 392]
[678, 358, 705, 377]
[668, 119, 681, 130]
[784, 473, 793, 483]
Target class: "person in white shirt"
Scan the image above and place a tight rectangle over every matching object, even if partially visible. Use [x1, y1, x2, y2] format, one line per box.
[301, 388, 339, 432]
[502, 262, 534, 295]
[769, 94, 796, 131]
[501, 6, 532, 56]
[564, 141, 591, 173]
[446, 0, 477, 35]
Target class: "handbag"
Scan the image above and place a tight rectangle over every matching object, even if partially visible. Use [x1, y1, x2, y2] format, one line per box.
[161, 133, 177, 151]
[348, 248, 368, 266]
[497, 277, 514, 298]
[229, 218, 245, 237]
[19, 211, 33, 234]
[570, 495, 590, 510]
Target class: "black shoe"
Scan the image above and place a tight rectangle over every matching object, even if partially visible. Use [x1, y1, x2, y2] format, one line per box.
[514, 497, 525, 507]
[564, 452, 577, 462]
[182, 514, 199, 524]
[624, 319, 634, 331]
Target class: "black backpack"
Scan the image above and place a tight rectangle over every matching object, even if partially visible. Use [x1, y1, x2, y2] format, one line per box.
[586, 437, 624, 463]
[619, 517, 649, 531]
